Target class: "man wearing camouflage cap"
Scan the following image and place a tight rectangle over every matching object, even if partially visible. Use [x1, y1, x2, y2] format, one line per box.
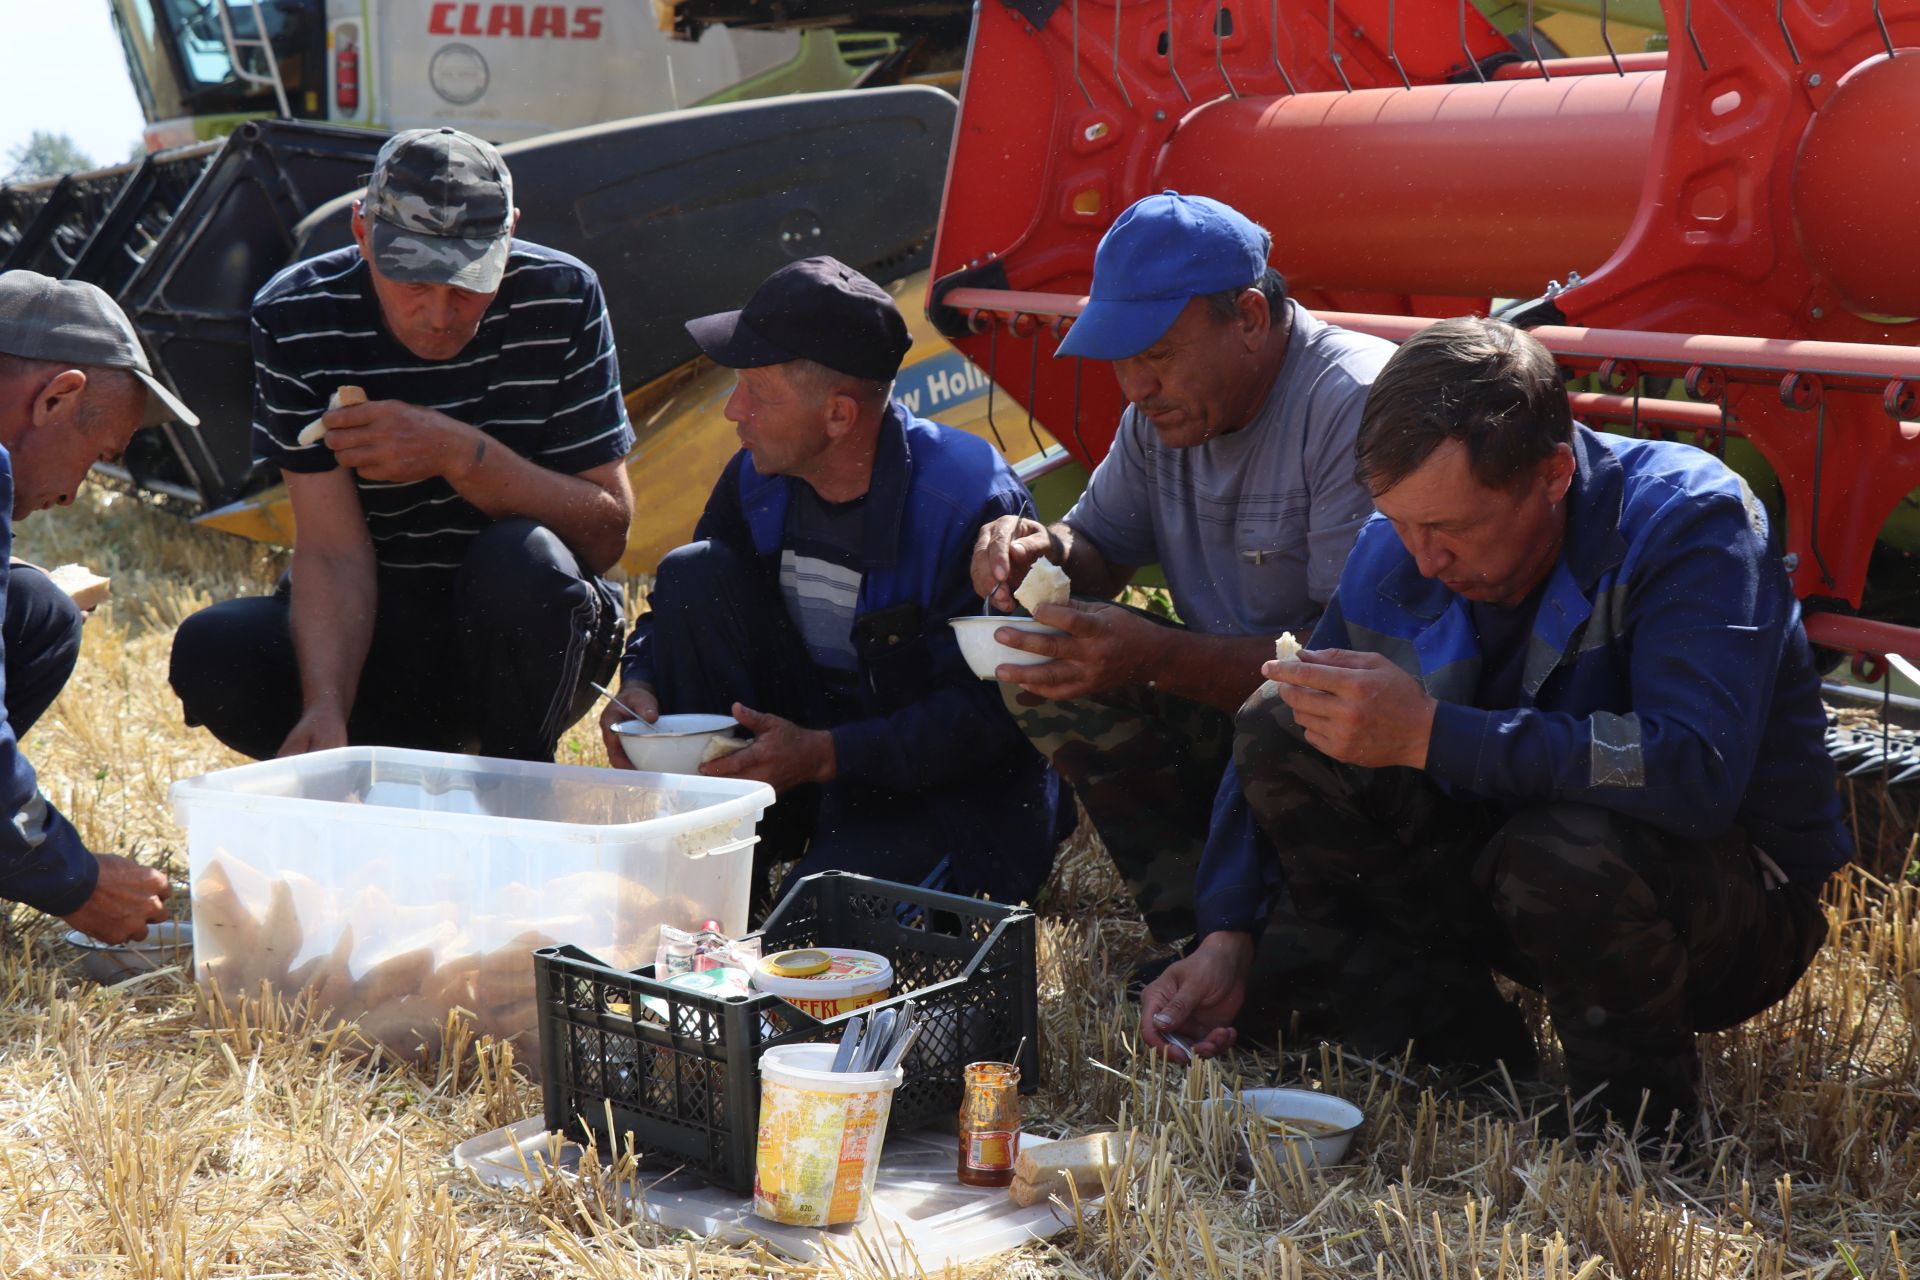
[170, 127, 635, 762]
[0, 270, 186, 942]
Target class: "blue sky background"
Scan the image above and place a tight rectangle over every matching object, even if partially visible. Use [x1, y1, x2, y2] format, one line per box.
[0, 4, 147, 172]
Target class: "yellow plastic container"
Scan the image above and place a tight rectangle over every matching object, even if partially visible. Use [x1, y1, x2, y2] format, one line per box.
[752, 1042, 903, 1226]
[751, 947, 893, 1019]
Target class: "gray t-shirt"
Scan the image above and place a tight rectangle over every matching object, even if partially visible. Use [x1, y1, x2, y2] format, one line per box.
[1062, 300, 1391, 635]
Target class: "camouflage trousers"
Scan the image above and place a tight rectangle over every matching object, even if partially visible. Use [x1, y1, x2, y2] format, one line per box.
[1005, 681, 1233, 943]
[1234, 685, 1829, 1115]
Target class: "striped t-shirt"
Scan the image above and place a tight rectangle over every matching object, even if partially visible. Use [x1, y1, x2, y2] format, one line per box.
[250, 241, 633, 574]
[778, 484, 866, 674]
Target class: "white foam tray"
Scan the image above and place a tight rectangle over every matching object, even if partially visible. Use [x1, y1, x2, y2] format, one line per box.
[452, 1116, 1082, 1269]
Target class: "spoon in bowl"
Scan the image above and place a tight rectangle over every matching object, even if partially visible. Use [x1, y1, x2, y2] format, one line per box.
[591, 680, 652, 731]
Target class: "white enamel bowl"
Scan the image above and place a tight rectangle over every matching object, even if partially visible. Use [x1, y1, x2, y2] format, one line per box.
[614, 713, 744, 773]
[950, 616, 1067, 680]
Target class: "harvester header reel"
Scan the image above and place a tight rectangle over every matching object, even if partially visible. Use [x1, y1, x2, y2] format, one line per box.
[929, 0, 1920, 664]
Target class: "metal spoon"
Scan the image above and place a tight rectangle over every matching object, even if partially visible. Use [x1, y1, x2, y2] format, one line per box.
[591, 680, 651, 730]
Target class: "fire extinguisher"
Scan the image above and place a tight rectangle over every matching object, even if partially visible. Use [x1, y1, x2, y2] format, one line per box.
[336, 39, 360, 115]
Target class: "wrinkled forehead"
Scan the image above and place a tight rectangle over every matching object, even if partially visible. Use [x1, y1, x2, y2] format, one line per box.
[1371, 438, 1494, 519]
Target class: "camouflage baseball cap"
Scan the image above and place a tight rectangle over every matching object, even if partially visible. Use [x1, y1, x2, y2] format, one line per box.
[364, 127, 514, 292]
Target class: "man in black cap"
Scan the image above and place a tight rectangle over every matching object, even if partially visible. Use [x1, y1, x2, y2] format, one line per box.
[169, 127, 633, 762]
[0, 269, 185, 942]
[598, 257, 1062, 905]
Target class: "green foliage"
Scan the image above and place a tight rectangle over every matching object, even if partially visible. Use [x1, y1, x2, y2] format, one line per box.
[6, 131, 97, 182]
[1122, 583, 1180, 622]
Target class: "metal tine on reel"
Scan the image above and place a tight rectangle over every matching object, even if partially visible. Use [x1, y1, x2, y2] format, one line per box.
[980, 317, 1009, 453]
[1776, 0, 1801, 65]
[1168, 0, 1193, 100]
[1114, 0, 1135, 106]
[1683, 0, 1708, 71]
[1386, 0, 1411, 88]
[1072, 0, 1097, 107]
[1066, 337, 1091, 461]
[1271, 0, 1299, 92]
[1599, 0, 1623, 75]
[1328, 0, 1353, 90]
[1459, 0, 1486, 81]
[1024, 320, 1048, 456]
[1525, 0, 1550, 79]
[1213, 2, 1240, 97]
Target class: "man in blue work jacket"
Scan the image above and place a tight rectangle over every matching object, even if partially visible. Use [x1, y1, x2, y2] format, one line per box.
[1142, 317, 1848, 1139]
[599, 257, 1062, 907]
[0, 272, 187, 942]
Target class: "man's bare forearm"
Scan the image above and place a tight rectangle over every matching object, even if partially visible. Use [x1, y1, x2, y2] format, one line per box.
[1138, 628, 1278, 712]
[1049, 522, 1134, 600]
[290, 545, 376, 718]
[446, 438, 631, 574]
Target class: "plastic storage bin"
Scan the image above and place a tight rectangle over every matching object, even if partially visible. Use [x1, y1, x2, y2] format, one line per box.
[534, 870, 1040, 1194]
[169, 747, 772, 1063]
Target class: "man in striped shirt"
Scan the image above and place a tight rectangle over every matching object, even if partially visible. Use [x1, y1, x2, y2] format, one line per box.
[169, 128, 634, 761]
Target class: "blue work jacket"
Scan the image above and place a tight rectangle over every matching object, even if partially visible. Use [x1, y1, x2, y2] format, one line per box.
[625, 402, 1060, 901]
[0, 445, 93, 915]
[1196, 425, 1851, 935]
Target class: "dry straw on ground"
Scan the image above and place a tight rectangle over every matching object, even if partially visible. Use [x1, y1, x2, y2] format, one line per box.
[0, 485, 1914, 1278]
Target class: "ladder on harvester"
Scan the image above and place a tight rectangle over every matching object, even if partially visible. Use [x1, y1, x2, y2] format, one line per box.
[213, 1, 292, 120]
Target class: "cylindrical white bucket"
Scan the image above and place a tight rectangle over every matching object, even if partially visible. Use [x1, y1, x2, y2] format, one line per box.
[752, 1041, 903, 1226]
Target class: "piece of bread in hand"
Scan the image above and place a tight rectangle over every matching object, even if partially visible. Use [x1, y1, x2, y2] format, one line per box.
[1008, 1130, 1135, 1207]
[1273, 631, 1302, 663]
[1013, 555, 1072, 614]
[699, 734, 750, 765]
[295, 384, 368, 447]
[47, 563, 110, 611]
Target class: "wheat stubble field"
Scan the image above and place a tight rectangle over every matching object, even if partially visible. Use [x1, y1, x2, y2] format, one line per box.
[0, 485, 1913, 1278]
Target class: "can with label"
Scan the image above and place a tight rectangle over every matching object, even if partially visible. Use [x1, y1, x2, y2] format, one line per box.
[956, 1060, 1021, 1186]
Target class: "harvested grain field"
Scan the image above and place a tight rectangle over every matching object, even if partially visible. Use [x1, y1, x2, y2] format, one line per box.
[0, 485, 1915, 1279]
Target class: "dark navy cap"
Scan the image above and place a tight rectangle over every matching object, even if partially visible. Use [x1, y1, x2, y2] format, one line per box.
[686, 256, 911, 383]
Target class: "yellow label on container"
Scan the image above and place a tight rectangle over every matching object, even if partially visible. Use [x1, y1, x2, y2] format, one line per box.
[754, 1078, 896, 1226]
[964, 1129, 1017, 1171]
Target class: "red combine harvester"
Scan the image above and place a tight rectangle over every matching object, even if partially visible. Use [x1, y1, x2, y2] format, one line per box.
[926, 0, 1920, 675]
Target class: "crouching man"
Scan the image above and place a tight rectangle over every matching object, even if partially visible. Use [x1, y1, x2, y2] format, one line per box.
[599, 258, 1062, 904]
[1144, 318, 1848, 1136]
[0, 271, 184, 941]
[170, 127, 632, 762]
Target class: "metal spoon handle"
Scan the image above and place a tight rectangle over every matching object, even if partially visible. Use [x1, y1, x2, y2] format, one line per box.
[590, 679, 648, 725]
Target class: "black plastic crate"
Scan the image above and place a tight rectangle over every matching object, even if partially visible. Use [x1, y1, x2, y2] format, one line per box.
[533, 870, 1040, 1194]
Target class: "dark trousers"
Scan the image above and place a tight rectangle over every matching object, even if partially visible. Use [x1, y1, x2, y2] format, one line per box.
[168, 520, 623, 762]
[1233, 682, 1829, 1117]
[648, 539, 956, 902]
[1003, 623, 1233, 944]
[5, 565, 84, 739]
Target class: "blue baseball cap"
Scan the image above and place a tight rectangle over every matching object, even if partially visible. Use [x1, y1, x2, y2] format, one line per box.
[1057, 192, 1271, 361]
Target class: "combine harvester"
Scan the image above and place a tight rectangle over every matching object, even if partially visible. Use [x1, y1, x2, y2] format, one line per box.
[0, 3, 1064, 568]
[926, 0, 1920, 697]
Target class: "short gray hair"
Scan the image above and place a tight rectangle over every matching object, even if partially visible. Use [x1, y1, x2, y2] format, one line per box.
[786, 357, 892, 406]
[0, 353, 143, 422]
[1202, 267, 1289, 324]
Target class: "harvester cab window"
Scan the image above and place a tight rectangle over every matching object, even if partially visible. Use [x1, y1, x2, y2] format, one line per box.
[130, 0, 315, 101]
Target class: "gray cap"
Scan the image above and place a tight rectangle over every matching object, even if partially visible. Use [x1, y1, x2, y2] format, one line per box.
[0, 270, 198, 428]
[364, 127, 514, 292]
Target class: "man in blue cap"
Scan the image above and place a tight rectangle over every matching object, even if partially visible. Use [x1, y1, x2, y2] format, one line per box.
[600, 257, 1063, 909]
[969, 191, 1391, 967]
